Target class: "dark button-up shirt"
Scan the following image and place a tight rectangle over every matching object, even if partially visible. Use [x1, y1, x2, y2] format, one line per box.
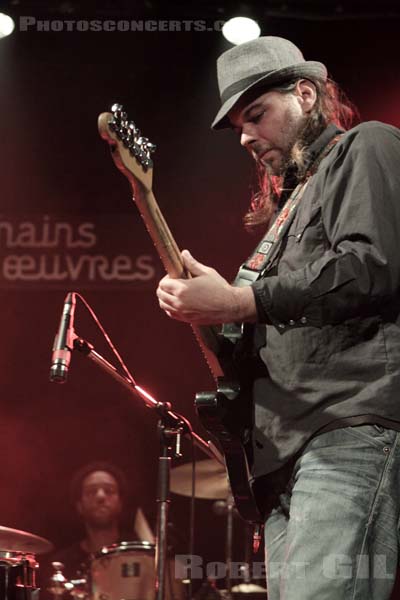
[250, 121, 400, 478]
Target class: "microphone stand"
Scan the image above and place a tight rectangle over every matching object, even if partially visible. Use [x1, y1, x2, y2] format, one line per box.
[72, 336, 224, 600]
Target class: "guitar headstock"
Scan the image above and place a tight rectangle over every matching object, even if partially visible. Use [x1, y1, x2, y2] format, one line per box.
[98, 103, 156, 193]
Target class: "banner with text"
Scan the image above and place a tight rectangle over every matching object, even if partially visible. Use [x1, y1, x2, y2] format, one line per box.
[0, 213, 162, 289]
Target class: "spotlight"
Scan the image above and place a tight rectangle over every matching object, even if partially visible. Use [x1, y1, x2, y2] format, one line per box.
[0, 13, 15, 39]
[222, 16, 261, 46]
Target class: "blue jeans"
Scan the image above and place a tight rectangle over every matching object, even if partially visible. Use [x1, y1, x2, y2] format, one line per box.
[264, 425, 400, 599]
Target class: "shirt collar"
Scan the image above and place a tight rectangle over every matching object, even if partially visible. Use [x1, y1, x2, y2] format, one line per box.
[278, 123, 344, 209]
[304, 122, 344, 171]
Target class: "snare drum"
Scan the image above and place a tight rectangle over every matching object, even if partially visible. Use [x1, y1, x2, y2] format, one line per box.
[0, 550, 38, 600]
[91, 541, 183, 600]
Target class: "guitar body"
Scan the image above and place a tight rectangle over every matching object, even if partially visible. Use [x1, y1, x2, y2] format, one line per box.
[195, 320, 267, 522]
[195, 380, 260, 522]
[98, 105, 263, 523]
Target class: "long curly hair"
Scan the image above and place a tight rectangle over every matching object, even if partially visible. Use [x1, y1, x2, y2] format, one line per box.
[244, 78, 359, 232]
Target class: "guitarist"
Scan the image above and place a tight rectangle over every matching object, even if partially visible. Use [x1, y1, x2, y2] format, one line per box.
[156, 36, 400, 600]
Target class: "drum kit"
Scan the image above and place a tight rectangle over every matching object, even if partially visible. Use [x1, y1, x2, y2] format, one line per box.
[49, 541, 184, 600]
[0, 460, 266, 600]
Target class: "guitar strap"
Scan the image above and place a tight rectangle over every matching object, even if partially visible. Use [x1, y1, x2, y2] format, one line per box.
[233, 132, 343, 288]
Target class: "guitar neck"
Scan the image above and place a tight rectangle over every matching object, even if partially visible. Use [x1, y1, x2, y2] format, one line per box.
[133, 184, 185, 279]
[98, 109, 224, 380]
[131, 182, 224, 380]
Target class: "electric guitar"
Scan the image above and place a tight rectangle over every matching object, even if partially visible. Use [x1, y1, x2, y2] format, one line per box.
[98, 104, 263, 523]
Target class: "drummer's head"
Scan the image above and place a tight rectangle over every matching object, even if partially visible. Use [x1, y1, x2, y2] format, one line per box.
[70, 462, 127, 528]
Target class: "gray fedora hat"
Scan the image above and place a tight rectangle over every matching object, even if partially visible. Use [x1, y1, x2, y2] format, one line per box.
[211, 36, 327, 130]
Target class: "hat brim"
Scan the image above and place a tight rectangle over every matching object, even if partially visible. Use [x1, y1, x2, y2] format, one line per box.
[211, 61, 327, 130]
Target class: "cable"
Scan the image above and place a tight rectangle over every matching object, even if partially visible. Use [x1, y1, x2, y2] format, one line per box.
[74, 292, 137, 385]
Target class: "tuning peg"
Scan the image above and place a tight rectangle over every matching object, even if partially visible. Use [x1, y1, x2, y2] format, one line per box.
[110, 104, 127, 129]
[136, 136, 156, 155]
[120, 121, 129, 136]
[143, 158, 153, 170]
[108, 117, 117, 132]
[111, 103, 123, 114]
[146, 142, 157, 154]
[128, 121, 139, 138]
[129, 143, 139, 157]
[122, 135, 130, 148]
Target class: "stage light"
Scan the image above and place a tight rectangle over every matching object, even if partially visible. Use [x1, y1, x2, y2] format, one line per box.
[222, 16, 261, 45]
[0, 13, 15, 39]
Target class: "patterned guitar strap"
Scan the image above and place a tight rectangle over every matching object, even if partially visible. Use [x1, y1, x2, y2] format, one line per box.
[221, 131, 343, 342]
[235, 132, 343, 288]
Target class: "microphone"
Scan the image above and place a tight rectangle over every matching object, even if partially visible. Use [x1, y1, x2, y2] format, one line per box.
[49, 292, 76, 383]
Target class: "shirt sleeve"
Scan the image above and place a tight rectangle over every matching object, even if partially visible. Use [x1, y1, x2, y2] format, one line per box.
[252, 122, 400, 327]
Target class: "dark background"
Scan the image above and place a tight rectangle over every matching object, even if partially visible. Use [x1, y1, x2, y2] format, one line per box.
[0, 0, 399, 593]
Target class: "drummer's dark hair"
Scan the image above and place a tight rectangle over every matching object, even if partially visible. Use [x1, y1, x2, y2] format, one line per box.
[70, 461, 128, 504]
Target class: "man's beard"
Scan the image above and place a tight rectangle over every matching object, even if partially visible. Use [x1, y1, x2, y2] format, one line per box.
[280, 113, 324, 181]
[258, 113, 310, 179]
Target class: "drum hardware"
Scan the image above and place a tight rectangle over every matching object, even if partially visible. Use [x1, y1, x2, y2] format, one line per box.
[170, 463, 267, 599]
[193, 577, 224, 599]
[229, 563, 267, 599]
[0, 550, 39, 600]
[48, 562, 88, 599]
[48, 561, 68, 596]
[171, 461, 234, 596]
[227, 527, 267, 599]
[230, 583, 268, 599]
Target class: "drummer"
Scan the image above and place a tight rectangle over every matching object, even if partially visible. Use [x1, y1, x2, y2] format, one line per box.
[44, 461, 153, 586]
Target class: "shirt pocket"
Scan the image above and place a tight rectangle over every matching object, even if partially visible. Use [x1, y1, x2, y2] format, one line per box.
[291, 204, 323, 242]
[281, 205, 327, 272]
